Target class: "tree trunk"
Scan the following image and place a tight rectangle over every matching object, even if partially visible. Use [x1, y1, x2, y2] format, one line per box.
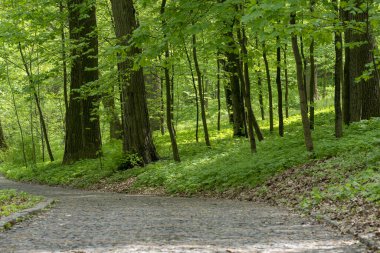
[160, 0, 180, 161]
[290, 13, 314, 152]
[222, 28, 246, 137]
[193, 33, 211, 147]
[262, 42, 274, 132]
[276, 36, 284, 137]
[184, 40, 199, 142]
[333, 0, 343, 138]
[102, 87, 122, 140]
[240, 27, 257, 152]
[18, 43, 55, 162]
[110, 0, 159, 164]
[284, 44, 290, 118]
[0, 119, 7, 150]
[217, 57, 221, 131]
[64, 0, 102, 164]
[309, 38, 315, 130]
[343, 1, 380, 122]
[255, 38, 265, 121]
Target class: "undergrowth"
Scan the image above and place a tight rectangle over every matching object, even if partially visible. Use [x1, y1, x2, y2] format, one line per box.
[0, 189, 43, 218]
[0, 108, 379, 206]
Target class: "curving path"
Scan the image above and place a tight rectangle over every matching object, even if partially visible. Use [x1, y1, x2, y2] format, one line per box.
[0, 176, 368, 253]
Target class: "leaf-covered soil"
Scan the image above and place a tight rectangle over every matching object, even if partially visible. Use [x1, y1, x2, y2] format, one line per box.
[0, 189, 43, 218]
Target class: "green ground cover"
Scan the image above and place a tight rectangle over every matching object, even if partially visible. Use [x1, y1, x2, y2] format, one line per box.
[0, 107, 379, 207]
[0, 189, 43, 218]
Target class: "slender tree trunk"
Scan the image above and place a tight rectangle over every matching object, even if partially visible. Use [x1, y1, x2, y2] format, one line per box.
[290, 13, 314, 152]
[160, 0, 180, 161]
[333, 0, 343, 138]
[276, 36, 284, 137]
[255, 38, 265, 121]
[60, 1, 68, 115]
[29, 98, 36, 164]
[18, 43, 54, 162]
[240, 27, 257, 152]
[160, 76, 165, 135]
[217, 57, 221, 131]
[309, 38, 315, 129]
[0, 119, 7, 150]
[193, 33, 211, 147]
[300, 36, 308, 106]
[111, 0, 159, 164]
[262, 42, 274, 132]
[184, 41, 199, 142]
[309, 0, 316, 130]
[103, 87, 122, 140]
[284, 44, 290, 118]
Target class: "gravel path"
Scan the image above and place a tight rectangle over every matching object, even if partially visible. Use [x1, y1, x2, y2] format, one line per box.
[0, 176, 368, 253]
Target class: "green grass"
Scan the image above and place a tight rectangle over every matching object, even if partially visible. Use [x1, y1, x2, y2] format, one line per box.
[0, 107, 379, 205]
[0, 189, 43, 218]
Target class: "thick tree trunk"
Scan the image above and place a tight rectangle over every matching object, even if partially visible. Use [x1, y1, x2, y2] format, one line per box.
[276, 36, 284, 137]
[343, 2, 380, 122]
[262, 43, 274, 132]
[193, 34, 211, 147]
[111, 0, 159, 164]
[290, 13, 314, 152]
[64, 0, 101, 164]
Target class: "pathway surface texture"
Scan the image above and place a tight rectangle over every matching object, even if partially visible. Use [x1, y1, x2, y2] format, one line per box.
[0, 176, 369, 253]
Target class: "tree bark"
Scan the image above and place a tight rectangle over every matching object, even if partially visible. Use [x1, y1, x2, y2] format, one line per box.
[64, 0, 102, 164]
[262, 42, 274, 132]
[183, 40, 199, 142]
[343, 1, 380, 122]
[333, 0, 343, 138]
[18, 43, 55, 162]
[290, 13, 314, 152]
[111, 0, 159, 164]
[284, 44, 290, 118]
[0, 119, 7, 150]
[160, 0, 180, 161]
[255, 38, 265, 120]
[276, 36, 284, 137]
[193, 33, 211, 147]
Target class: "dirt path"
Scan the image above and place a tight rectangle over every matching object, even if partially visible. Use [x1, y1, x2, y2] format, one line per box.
[0, 176, 368, 252]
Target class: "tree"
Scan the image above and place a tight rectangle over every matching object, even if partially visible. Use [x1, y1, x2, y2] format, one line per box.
[343, 0, 380, 123]
[0, 119, 7, 150]
[333, 0, 343, 138]
[63, 0, 102, 164]
[290, 13, 314, 152]
[161, 0, 181, 160]
[110, 0, 159, 164]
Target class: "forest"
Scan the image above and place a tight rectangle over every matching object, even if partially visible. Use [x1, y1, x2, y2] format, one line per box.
[0, 0, 379, 242]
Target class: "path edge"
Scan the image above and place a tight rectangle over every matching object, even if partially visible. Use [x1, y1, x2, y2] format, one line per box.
[0, 197, 55, 230]
[311, 212, 380, 251]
